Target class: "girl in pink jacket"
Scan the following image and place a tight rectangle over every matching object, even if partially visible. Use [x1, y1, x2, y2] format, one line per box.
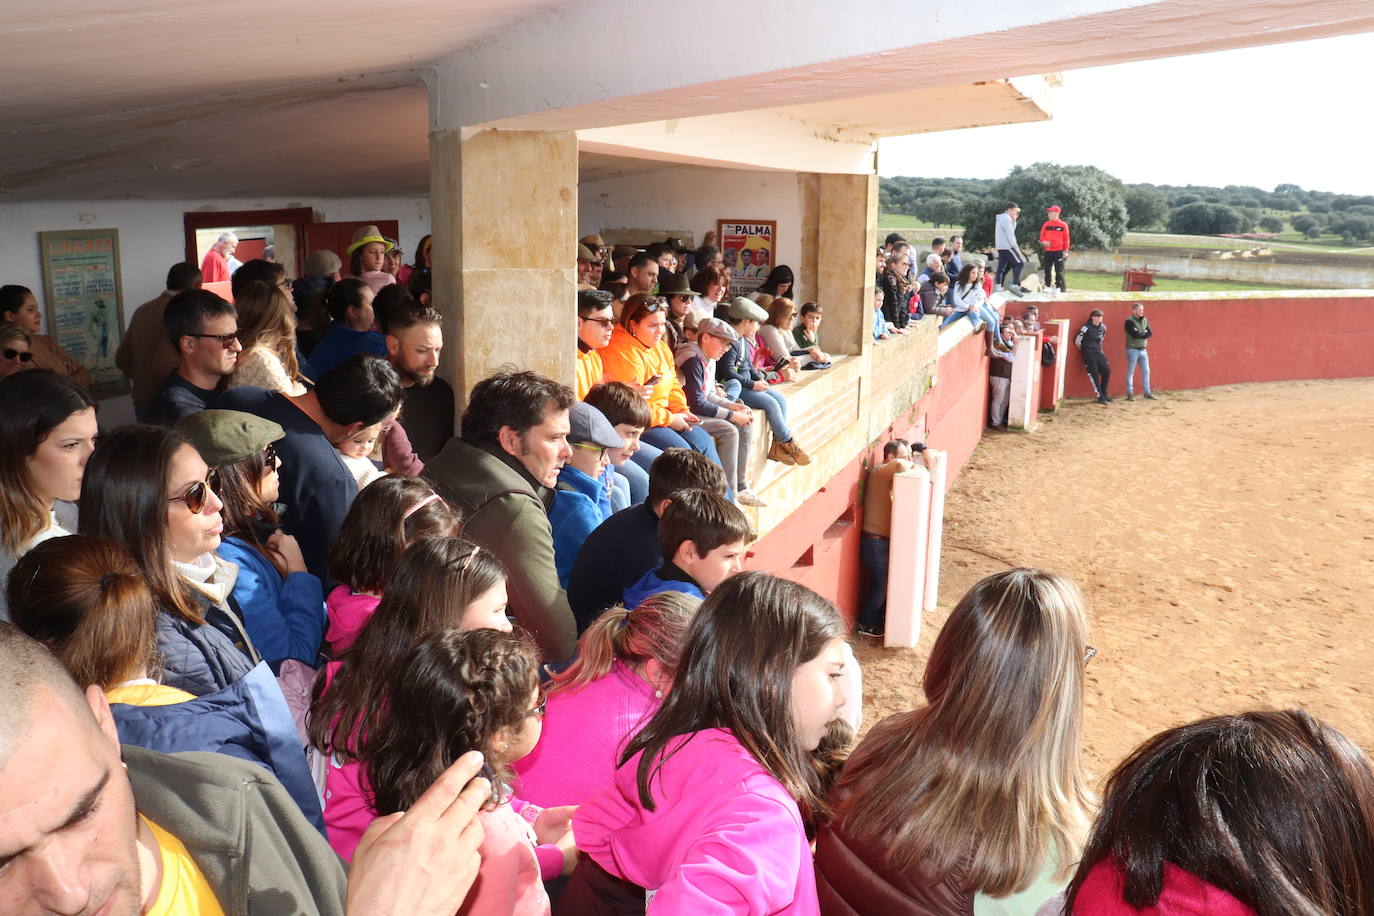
[562, 571, 850, 915]
[309, 535, 513, 861]
[361, 627, 576, 916]
[514, 591, 702, 807]
[323, 476, 459, 654]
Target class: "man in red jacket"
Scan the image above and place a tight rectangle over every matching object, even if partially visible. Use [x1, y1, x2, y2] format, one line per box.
[1038, 205, 1071, 292]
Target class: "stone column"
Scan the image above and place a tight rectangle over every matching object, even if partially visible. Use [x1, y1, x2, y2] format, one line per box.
[810, 172, 877, 358]
[430, 127, 579, 417]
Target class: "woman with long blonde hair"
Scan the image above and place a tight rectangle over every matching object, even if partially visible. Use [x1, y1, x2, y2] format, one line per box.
[229, 279, 308, 394]
[816, 568, 1095, 914]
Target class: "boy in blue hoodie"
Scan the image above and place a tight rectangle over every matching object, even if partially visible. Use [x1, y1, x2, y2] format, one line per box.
[622, 488, 753, 608]
[551, 401, 624, 588]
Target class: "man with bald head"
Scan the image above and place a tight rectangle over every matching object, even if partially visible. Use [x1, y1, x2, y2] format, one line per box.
[0, 623, 487, 916]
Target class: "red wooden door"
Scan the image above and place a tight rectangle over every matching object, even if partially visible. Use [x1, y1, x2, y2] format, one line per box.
[304, 221, 401, 274]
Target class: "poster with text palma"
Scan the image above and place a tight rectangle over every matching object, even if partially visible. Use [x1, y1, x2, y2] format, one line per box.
[717, 220, 776, 298]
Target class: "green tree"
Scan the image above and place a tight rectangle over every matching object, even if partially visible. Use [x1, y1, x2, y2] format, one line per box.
[958, 162, 1128, 255]
[1290, 214, 1319, 234]
[1124, 187, 1169, 229]
[1168, 202, 1242, 235]
[1258, 216, 1284, 233]
[917, 196, 964, 228]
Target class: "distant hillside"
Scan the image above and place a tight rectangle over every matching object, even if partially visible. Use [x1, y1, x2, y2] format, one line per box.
[880, 175, 1374, 243]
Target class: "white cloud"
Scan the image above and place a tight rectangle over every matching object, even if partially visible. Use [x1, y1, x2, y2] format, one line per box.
[879, 31, 1374, 195]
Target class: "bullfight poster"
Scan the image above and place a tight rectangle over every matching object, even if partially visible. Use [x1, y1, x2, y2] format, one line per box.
[716, 220, 776, 297]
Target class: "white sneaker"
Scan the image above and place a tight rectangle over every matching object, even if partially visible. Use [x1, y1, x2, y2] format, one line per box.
[736, 488, 767, 507]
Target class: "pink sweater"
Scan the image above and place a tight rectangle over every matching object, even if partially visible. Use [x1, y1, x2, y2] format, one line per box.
[513, 660, 659, 808]
[319, 661, 370, 862]
[575, 728, 818, 914]
[324, 587, 379, 656]
[461, 802, 551, 916]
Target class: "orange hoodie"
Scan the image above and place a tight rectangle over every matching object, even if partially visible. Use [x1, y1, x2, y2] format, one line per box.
[598, 325, 688, 427]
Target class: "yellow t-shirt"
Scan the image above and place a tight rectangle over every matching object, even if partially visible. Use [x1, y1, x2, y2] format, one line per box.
[106, 683, 197, 707]
[143, 817, 227, 916]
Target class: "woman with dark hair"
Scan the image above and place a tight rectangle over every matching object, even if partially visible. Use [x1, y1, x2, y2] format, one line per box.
[564, 571, 849, 912]
[292, 249, 341, 355]
[0, 284, 93, 388]
[309, 535, 511, 861]
[0, 370, 97, 620]
[942, 261, 1003, 343]
[688, 264, 728, 324]
[176, 409, 326, 666]
[397, 233, 431, 287]
[598, 293, 723, 467]
[817, 568, 1095, 913]
[755, 264, 795, 300]
[1067, 709, 1374, 914]
[229, 280, 309, 394]
[78, 424, 259, 696]
[306, 278, 386, 378]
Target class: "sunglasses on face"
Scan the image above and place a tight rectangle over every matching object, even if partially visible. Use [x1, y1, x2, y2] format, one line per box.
[170, 480, 214, 515]
[187, 331, 240, 349]
[2, 349, 32, 362]
[580, 316, 615, 328]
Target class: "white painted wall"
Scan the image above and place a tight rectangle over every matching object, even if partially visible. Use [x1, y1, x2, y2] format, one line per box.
[578, 166, 803, 280]
[0, 196, 432, 330]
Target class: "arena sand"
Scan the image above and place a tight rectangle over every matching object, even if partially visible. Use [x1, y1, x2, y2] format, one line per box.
[853, 377, 1374, 778]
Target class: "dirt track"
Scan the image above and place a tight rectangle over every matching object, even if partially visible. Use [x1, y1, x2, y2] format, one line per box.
[853, 377, 1374, 777]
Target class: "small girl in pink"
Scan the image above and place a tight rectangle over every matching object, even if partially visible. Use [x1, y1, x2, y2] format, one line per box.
[361, 628, 576, 916]
[322, 476, 458, 655]
[514, 591, 702, 807]
[308, 535, 513, 860]
[562, 571, 851, 914]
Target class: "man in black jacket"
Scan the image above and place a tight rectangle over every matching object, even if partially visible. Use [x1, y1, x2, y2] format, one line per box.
[1075, 309, 1112, 404]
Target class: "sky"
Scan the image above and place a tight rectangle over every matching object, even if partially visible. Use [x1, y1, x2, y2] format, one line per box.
[878, 31, 1374, 196]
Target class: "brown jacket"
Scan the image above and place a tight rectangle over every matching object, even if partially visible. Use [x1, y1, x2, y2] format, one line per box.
[815, 810, 975, 916]
[116, 291, 179, 406]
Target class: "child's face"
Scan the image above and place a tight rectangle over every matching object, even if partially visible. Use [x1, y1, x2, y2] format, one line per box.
[339, 425, 380, 459]
[494, 684, 544, 765]
[567, 442, 607, 477]
[790, 637, 848, 751]
[607, 425, 643, 465]
[457, 579, 512, 633]
[680, 538, 748, 594]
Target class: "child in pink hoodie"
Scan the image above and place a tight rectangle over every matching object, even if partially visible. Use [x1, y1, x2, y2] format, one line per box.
[564, 571, 850, 914]
[323, 476, 458, 654]
[361, 628, 576, 916]
[309, 535, 513, 861]
[514, 591, 702, 807]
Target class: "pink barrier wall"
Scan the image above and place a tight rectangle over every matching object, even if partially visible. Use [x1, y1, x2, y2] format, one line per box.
[1031, 295, 1374, 400]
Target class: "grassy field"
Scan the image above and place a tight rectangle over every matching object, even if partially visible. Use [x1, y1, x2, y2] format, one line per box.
[1063, 271, 1302, 293]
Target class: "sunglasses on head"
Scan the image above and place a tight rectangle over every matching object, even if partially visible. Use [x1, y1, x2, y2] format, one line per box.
[170, 480, 214, 515]
[3, 348, 32, 362]
[633, 297, 668, 316]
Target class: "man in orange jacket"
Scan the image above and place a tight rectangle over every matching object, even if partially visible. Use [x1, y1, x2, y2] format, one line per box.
[1039, 205, 1071, 292]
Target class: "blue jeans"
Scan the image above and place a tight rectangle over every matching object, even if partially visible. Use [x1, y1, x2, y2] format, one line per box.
[941, 304, 1004, 344]
[1125, 348, 1151, 394]
[739, 387, 791, 442]
[859, 535, 890, 633]
[608, 470, 631, 512]
[641, 424, 723, 466]
[614, 459, 648, 506]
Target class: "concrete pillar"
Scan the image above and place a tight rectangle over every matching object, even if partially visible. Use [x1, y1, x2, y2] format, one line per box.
[430, 127, 579, 417]
[811, 172, 877, 358]
[922, 449, 948, 613]
[885, 466, 932, 648]
[1008, 332, 1042, 430]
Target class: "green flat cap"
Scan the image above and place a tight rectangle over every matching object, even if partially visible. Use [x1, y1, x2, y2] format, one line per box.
[727, 296, 768, 321]
[177, 410, 284, 467]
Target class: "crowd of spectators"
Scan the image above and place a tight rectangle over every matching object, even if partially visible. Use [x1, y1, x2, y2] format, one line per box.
[0, 229, 1341, 916]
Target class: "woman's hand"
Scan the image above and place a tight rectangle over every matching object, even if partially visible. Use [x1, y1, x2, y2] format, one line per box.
[729, 410, 753, 428]
[267, 530, 307, 574]
[667, 413, 690, 432]
[752, 380, 769, 392]
[634, 383, 655, 399]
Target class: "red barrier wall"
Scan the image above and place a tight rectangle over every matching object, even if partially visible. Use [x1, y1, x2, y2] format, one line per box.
[1033, 295, 1374, 399]
[748, 328, 992, 618]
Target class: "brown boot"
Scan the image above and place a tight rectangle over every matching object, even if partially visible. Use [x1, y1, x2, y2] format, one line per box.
[779, 438, 811, 465]
[766, 440, 796, 465]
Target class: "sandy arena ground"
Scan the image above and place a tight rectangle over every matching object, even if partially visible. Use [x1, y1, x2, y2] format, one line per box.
[853, 377, 1374, 778]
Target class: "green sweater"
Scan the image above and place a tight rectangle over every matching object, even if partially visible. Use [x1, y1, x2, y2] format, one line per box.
[125, 745, 348, 916]
[1125, 315, 1152, 349]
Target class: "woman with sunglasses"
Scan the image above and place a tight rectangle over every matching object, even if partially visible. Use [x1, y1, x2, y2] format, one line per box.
[817, 568, 1095, 914]
[177, 410, 327, 667]
[598, 292, 723, 467]
[0, 285, 94, 388]
[0, 370, 98, 621]
[0, 322, 35, 379]
[79, 424, 260, 696]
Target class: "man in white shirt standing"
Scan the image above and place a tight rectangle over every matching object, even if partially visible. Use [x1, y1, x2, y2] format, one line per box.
[994, 202, 1026, 295]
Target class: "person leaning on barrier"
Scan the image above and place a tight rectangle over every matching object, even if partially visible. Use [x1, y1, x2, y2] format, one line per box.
[0, 621, 490, 916]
